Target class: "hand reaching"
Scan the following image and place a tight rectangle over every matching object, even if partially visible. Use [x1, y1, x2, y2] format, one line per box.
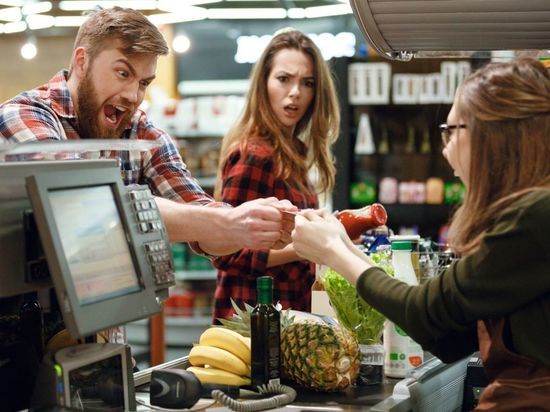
[291, 209, 349, 266]
[228, 197, 297, 250]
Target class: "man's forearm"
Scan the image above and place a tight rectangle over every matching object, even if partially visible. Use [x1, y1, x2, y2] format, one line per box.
[155, 197, 241, 255]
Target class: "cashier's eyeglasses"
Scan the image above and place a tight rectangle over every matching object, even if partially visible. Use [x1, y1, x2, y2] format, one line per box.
[439, 123, 467, 147]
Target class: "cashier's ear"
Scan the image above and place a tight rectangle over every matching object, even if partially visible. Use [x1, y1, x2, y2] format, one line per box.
[71, 47, 88, 80]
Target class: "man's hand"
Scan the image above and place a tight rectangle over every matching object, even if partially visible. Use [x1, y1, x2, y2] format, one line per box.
[227, 197, 297, 250]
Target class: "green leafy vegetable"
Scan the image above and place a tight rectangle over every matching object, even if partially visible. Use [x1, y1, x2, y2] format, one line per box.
[321, 252, 393, 345]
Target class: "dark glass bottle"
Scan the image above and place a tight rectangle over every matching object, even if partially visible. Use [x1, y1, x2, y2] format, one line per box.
[251, 276, 280, 388]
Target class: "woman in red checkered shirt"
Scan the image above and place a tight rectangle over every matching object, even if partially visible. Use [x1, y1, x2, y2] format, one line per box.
[211, 29, 341, 322]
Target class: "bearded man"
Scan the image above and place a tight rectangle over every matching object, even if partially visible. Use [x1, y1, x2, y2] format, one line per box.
[0, 7, 295, 256]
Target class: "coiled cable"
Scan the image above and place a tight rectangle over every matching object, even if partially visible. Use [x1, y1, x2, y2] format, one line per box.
[211, 382, 297, 412]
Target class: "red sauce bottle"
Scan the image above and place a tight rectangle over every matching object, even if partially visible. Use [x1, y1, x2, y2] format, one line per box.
[336, 203, 388, 240]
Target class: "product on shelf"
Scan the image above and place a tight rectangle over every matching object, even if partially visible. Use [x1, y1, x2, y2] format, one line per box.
[350, 181, 376, 205]
[426, 177, 444, 204]
[378, 177, 398, 204]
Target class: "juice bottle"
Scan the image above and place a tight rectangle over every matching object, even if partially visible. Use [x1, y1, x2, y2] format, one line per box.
[383, 241, 424, 378]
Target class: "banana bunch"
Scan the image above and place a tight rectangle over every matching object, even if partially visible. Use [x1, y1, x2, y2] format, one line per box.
[187, 327, 252, 387]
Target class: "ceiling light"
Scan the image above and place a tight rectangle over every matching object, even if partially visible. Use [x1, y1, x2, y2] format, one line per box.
[21, 39, 37, 59]
[208, 8, 287, 19]
[172, 34, 191, 53]
[0, 1, 23, 6]
[148, 8, 207, 25]
[0, 6, 22, 22]
[22, 1, 52, 15]
[287, 8, 306, 19]
[304, 4, 352, 18]
[59, 0, 157, 11]
[55, 15, 88, 27]
[3, 20, 26, 32]
[26, 14, 54, 30]
[157, 0, 220, 11]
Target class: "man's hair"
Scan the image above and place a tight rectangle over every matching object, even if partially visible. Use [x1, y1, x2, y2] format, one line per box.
[449, 58, 550, 254]
[71, 7, 168, 68]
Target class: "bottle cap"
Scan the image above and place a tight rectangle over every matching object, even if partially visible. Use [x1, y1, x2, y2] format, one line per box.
[256, 276, 273, 304]
[391, 240, 413, 251]
[257, 276, 273, 289]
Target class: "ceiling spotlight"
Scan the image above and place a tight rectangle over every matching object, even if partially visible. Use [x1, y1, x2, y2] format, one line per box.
[172, 34, 191, 54]
[21, 39, 37, 60]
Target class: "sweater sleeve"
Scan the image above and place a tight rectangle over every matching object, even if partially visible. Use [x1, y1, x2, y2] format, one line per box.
[356, 195, 550, 362]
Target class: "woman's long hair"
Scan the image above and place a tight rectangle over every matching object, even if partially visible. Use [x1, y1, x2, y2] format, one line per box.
[214, 29, 340, 199]
[449, 58, 550, 255]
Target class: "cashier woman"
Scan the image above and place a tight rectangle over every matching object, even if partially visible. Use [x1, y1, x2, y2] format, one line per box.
[292, 58, 550, 409]
[0, 6, 295, 257]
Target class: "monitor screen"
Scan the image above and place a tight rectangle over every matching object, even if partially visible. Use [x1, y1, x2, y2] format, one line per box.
[24, 161, 165, 338]
[48, 185, 140, 305]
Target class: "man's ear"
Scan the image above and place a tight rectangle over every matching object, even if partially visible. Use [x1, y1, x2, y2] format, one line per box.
[71, 47, 88, 79]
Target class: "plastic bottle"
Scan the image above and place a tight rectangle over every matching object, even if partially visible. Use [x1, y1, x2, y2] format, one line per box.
[251, 276, 281, 388]
[383, 241, 424, 378]
[368, 226, 391, 253]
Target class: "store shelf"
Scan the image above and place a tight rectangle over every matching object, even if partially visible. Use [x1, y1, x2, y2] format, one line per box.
[165, 316, 212, 346]
[127, 316, 213, 347]
[175, 269, 217, 281]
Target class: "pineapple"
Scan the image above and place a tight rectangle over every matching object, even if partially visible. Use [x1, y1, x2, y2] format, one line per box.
[219, 300, 360, 392]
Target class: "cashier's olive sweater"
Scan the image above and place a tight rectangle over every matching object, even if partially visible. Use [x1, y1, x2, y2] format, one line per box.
[357, 189, 550, 366]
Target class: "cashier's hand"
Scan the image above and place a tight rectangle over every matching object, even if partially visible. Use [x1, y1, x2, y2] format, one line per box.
[291, 209, 350, 266]
[228, 197, 297, 251]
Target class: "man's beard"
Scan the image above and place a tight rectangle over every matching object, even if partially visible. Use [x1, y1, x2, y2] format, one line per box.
[75, 71, 132, 139]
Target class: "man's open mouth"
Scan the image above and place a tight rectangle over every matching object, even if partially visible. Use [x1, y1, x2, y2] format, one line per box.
[103, 104, 127, 127]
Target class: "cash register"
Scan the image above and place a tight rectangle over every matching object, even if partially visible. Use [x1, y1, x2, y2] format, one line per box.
[0, 158, 175, 411]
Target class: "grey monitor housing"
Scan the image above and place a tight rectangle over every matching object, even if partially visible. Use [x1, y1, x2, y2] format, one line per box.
[0, 160, 174, 338]
[349, 0, 550, 61]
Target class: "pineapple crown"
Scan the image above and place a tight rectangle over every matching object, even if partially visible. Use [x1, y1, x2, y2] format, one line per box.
[218, 298, 295, 337]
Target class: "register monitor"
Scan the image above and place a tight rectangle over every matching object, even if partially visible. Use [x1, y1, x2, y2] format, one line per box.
[0, 159, 175, 338]
[25, 161, 176, 337]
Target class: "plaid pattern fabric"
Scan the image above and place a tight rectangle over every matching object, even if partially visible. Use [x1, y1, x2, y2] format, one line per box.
[212, 139, 318, 323]
[0, 70, 214, 206]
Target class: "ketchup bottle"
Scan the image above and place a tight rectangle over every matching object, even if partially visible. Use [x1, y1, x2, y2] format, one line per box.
[336, 203, 388, 240]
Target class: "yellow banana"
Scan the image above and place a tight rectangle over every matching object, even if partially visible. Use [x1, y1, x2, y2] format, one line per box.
[238, 335, 251, 351]
[187, 366, 251, 387]
[199, 327, 251, 365]
[189, 345, 250, 376]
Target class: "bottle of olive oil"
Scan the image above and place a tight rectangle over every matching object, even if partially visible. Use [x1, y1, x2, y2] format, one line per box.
[251, 276, 280, 388]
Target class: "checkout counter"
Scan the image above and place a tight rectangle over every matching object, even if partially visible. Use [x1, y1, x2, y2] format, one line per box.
[133, 352, 474, 411]
[0, 149, 482, 411]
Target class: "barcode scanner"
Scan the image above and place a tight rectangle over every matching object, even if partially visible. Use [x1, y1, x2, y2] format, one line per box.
[150, 369, 239, 409]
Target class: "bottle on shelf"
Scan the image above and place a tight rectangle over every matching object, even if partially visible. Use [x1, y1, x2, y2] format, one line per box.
[377, 126, 390, 154]
[419, 129, 432, 154]
[383, 240, 424, 378]
[251, 276, 281, 388]
[404, 125, 416, 154]
[355, 113, 376, 155]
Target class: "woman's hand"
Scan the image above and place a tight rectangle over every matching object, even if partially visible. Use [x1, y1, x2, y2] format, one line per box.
[291, 209, 374, 285]
[291, 209, 349, 266]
